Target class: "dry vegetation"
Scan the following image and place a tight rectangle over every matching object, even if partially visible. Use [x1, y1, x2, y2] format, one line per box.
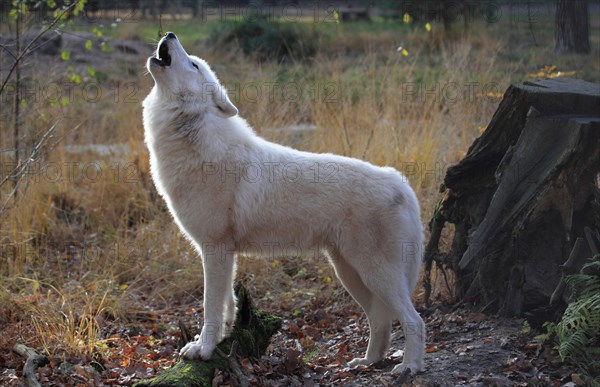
[1, 6, 599, 381]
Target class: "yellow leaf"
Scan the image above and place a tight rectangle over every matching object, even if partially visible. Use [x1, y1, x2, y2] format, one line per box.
[403, 13, 412, 24]
[333, 10, 340, 24]
[70, 74, 81, 85]
[425, 23, 431, 32]
[401, 49, 409, 56]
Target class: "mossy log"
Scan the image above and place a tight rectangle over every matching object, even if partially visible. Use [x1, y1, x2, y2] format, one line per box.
[134, 285, 281, 387]
[424, 78, 600, 318]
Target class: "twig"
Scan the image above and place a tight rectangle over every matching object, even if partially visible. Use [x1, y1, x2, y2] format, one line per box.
[360, 125, 375, 160]
[479, 298, 498, 314]
[0, 121, 61, 214]
[177, 319, 192, 348]
[0, 43, 17, 60]
[13, 343, 48, 387]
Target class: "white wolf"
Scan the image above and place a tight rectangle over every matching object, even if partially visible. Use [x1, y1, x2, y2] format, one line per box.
[143, 32, 425, 374]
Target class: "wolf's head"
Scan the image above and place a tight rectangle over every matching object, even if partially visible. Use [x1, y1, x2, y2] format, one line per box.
[147, 32, 238, 118]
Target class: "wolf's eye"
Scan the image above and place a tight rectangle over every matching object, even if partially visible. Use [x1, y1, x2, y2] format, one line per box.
[191, 62, 199, 70]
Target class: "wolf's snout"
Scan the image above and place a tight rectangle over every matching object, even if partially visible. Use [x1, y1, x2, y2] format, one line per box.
[165, 32, 176, 40]
[156, 39, 172, 67]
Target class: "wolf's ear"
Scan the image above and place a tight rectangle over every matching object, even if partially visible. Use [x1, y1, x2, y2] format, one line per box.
[212, 86, 238, 118]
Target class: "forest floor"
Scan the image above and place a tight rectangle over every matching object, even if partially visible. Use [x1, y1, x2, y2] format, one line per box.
[2, 11, 596, 387]
[1, 286, 581, 386]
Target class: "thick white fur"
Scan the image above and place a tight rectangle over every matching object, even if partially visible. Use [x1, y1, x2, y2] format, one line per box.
[143, 33, 425, 374]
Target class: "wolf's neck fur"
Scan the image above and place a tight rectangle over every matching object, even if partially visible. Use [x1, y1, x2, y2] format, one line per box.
[143, 86, 257, 166]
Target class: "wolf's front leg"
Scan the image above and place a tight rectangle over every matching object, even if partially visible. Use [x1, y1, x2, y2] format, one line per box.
[180, 241, 236, 360]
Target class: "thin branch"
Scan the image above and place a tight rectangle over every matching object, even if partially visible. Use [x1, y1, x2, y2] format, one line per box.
[27, 31, 63, 53]
[0, 43, 17, 60]
[0, 1, 79, 96]
[361, 125, 375, 160]
[0, 121, 62, 214]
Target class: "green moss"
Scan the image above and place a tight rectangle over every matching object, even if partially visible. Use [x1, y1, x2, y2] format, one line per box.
[228, 284, 282, 357]
[133, 358, 227, 387]
[134, 284, 281, 387]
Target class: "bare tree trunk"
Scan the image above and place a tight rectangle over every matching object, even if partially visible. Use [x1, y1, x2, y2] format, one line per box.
[555, 0, 590, 54]
[528, 0, 537, 46]
[442, 0, 453, 34]
[192, 0, 204, 20]
[13, 1, 22, 200]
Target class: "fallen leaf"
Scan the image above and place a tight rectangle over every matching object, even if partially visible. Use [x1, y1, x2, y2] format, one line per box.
[283, 348, 302, 372]
[241, 357, 253, 371]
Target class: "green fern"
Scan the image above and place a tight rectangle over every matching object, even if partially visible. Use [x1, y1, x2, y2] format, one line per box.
[556, 254, 600, 385]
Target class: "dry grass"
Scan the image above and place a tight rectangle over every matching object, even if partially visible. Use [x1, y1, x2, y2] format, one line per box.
[1, 14, 598, 359]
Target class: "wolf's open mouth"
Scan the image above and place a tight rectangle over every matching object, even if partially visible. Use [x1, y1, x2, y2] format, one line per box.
[156, 41, 171, 66]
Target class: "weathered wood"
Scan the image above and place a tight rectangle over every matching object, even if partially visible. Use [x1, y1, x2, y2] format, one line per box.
[550, 237, 587, 305]
[13, 343, 48, 387]
[550, 227, 600, 305]
[425, 78, 600, 317]
[134, 284, 281, 387]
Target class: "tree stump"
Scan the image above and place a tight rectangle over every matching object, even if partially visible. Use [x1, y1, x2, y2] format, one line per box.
[424, 78, 600, 318]
[134, 285, 281, 387]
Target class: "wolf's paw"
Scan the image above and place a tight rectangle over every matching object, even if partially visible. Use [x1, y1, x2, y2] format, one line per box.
[179, 335, 216, 360]
[391, 361, 423, 375]
[347, 357, 372, 368]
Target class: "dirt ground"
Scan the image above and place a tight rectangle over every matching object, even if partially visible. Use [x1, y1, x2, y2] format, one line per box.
[1, 292, 582, 386]
[248, 302, 581, 386]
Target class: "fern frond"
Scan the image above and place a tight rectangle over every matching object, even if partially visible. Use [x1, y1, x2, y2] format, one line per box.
[556, 254, 600, 383]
